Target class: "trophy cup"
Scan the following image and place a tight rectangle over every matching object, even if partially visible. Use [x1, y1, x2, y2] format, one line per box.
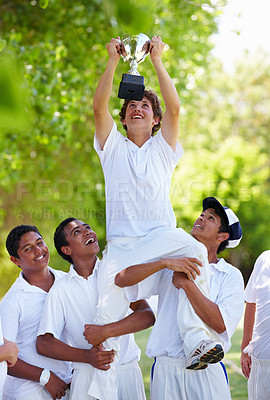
[118, 33, 150, 101]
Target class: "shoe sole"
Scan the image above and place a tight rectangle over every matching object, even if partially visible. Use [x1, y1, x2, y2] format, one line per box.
[186, 361, 208, 370]
[199, 344, 224, 364]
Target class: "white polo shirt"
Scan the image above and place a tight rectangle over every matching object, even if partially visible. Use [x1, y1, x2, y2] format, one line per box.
[38, 261, 140, 369]
[0, 317, 7, 398]
[125, 258, 244, 359]
[0, 268, 72, 398]
[94, 123, 183, 240]
[208, 258, 244, 352]
[244, 250, 270, 359]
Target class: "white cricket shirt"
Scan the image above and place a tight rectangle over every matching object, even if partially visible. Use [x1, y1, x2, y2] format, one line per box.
[244, 250, 270, 359]
[94, 123, 183, 240]
[0, 268, 72, 398]
[0, 317, 7, 399]
[38, 261, 140, 368]
[125, 258, 244, 358]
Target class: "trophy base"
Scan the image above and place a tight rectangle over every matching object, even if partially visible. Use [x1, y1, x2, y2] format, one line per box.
[118, 74, 145, 101]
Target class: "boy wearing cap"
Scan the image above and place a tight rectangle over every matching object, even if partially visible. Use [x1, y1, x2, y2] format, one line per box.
[0, 225, 71, 400]
[115, 197, 244, 399]
[241, 250, 270, 399]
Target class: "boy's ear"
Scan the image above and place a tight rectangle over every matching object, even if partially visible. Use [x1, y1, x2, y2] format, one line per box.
[153, 117, 160, 126]
[217, 232, 229, 243]
[10, 256, 21, 267]
[61, 246, 71, 256]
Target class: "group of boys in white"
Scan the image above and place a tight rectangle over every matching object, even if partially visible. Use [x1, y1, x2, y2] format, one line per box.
[89, 35, 244, 399]
[0, 35, 252, 400]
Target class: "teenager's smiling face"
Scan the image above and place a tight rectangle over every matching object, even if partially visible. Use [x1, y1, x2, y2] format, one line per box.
[11, 231, 49, 273]
[62, 220, 99, 259]
[122, 97, 159, 132]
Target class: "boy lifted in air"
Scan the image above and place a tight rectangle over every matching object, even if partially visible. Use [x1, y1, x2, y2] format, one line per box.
[89, 36, 223, 399]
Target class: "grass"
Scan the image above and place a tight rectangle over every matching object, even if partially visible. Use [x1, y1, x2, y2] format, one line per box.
[135, 326, 248, 400]
[225, 327, 248, 400]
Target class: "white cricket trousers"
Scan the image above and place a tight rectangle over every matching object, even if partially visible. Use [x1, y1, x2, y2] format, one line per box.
[248, 355, 270, 400]
[151, 356, 231, 400]
[70, 362, 146, 400]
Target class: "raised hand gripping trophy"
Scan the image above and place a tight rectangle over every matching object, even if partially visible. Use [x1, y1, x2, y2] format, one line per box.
[118, 33, 150, 101]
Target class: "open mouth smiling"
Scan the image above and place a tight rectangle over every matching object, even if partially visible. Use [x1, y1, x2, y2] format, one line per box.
[194, 224, 203, 229]
[131, 115, 143, 119]
[84, 238, 95, 245]
[35, 254, 47, 261]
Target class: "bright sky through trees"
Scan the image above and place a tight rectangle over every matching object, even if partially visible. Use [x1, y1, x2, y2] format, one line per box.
[212, 0, 270, 71]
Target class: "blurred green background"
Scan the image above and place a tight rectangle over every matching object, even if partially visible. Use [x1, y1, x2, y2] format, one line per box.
[1, 0, 270, 295]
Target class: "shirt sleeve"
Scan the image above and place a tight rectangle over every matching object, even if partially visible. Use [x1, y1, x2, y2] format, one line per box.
[0, 297, 20, 343]
[244, 251, 270, 303]
[245, 269, 256, 303]
[215, 268, 245, 351]
[152, 130, 183, 173]
[124, 270, 163, 302]
[0, 318, 3, 346]
[38, 285, 65, 340]
[94, 122, 124, 169]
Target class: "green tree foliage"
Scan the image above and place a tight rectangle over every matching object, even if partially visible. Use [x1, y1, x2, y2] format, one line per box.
[0, 0, 220, 295]
[1, 1, 268, 291]
[39, 0, 50, 9]
[171, 55, 270, 282]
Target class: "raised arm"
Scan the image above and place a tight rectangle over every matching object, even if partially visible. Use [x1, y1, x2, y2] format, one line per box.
[93, 38, 121, 149]
[149, 36, 180, 151]
[241, 302, 256, 378]
[83, 299, 155, 346]
[115, 257, 202, 288]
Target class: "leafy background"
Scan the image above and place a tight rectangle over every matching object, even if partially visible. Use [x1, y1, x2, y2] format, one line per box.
[0, 0, 270, 295]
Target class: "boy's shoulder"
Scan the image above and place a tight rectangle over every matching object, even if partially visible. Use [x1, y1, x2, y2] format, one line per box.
[256, 250, 270, 266]
[1, 274, 25, 299]
[48, 268, 69, 293]
[50, 267, 67, 280]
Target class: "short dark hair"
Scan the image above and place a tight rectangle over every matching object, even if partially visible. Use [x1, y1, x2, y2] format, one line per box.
[119, 89, 163, 135]
[6, 225, 42, 258]
[215, 210, 230, 254]
[54, 217, 77, 264]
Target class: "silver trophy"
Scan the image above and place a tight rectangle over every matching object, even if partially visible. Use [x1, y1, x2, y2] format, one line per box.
[118, 33, 150, 100]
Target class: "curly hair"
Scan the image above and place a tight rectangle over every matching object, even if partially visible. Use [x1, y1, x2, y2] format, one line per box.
[119, 90, 163, 135]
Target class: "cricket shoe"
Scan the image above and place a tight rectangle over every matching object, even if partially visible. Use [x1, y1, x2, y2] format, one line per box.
[186, 340, 224, 370]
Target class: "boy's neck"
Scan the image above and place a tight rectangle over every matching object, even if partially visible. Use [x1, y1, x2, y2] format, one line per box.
[207, 245, 219, 264]
[73, 255, 97, 279]
[127, 128, 152, 148]
[22, 267, 54, 292]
